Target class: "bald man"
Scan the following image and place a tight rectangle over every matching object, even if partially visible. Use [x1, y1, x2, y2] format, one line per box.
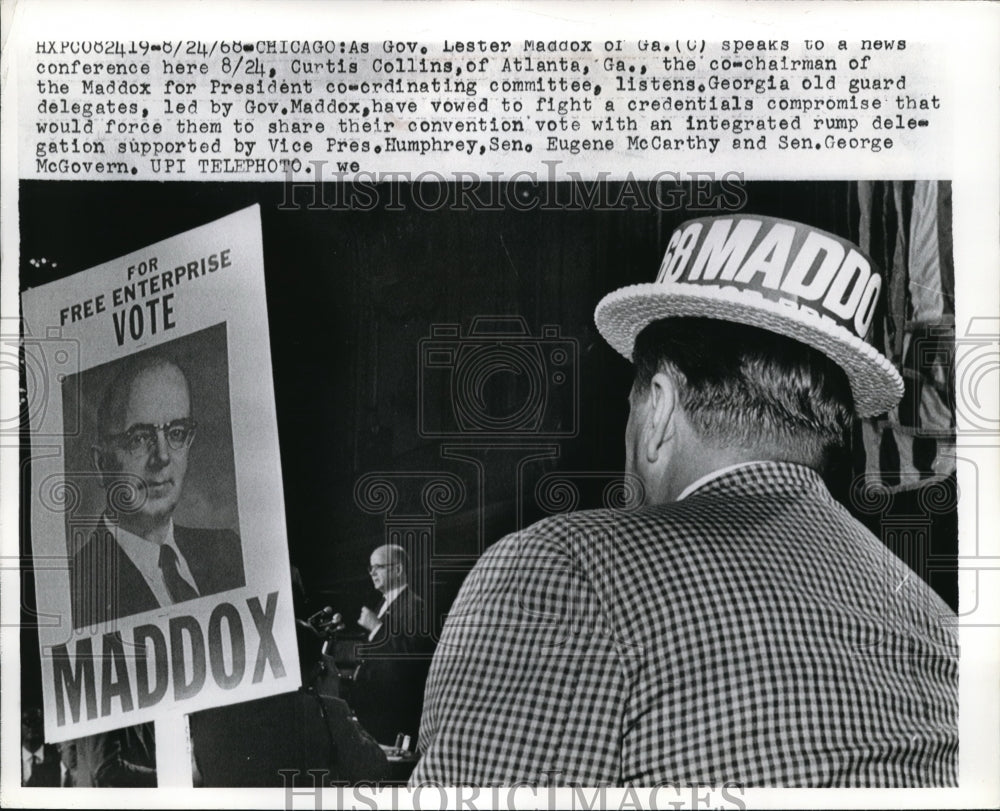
[70, 355, 244, 628]
[350, 545, 434, 745]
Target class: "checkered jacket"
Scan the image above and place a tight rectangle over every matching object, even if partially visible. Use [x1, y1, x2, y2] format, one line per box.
[411, 462, 958, 787]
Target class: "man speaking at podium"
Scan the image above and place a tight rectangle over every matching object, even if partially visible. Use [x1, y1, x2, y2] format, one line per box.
[351, 544, 433, 745]
[411, 215, 958, 787]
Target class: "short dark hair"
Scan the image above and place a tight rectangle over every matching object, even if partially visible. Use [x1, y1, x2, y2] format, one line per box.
[632, 317, 854, 468]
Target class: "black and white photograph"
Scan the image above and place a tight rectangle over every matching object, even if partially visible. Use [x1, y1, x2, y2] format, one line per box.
[1, 2, 998, 809]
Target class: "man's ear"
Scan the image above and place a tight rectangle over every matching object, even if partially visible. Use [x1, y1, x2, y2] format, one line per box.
[644, 372, 679, 464]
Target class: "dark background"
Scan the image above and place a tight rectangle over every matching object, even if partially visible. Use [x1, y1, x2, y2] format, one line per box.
[18, 179, 958, 710]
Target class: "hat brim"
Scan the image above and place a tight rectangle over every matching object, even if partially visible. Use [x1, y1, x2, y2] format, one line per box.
[594, 283, 904, 418]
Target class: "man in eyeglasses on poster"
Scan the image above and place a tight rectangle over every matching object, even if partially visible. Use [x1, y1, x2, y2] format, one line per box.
[71, 355, 245, 629]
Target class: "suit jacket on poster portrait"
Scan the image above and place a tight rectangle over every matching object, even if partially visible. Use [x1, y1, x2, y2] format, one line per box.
[351, 587, 435, 745]
[70, 524, 245, 628]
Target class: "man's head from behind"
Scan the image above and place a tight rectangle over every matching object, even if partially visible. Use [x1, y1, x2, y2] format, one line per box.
[626, 317, 853, 503]
[369, 544, 409, 595]
[91, 356, 195, 538]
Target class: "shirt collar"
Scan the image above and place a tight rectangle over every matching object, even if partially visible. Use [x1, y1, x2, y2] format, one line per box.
[102, 515, 199, 605]
[381, 583, 408, 609]
[109, 515, 177, 569]
[676, 461, 773, 501]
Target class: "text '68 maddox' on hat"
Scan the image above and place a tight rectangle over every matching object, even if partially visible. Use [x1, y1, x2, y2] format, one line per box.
[594, 214, 905, 418]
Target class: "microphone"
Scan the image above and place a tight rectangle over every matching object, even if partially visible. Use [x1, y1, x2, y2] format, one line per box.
[308, 606, 334, 626]
[307, 606, 346, 638]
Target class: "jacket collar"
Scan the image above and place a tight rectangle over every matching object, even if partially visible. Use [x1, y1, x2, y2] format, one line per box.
[679, 460, 828, 501]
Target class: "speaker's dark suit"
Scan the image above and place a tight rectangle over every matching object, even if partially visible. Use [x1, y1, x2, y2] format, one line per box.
[70, 524, 245, 628]
[351, 587, 434, 744]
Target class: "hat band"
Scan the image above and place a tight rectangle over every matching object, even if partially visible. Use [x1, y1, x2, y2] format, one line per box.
[654, 217, 882, 340]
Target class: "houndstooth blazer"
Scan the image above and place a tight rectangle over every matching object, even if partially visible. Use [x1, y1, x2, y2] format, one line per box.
[411, 461, 958, 787]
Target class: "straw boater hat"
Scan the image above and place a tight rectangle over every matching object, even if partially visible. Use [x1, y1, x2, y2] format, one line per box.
[594, 214, 904, 418]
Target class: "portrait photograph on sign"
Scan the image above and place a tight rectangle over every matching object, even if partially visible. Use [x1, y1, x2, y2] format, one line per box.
[61, 323, 243, 630]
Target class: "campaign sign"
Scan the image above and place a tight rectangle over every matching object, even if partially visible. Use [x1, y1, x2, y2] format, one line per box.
[21, 206, 299, 742]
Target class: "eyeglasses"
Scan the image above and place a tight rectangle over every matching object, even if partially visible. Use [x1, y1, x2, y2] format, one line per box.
[369, 563, 398, 574]
[108, 419, 197, 457]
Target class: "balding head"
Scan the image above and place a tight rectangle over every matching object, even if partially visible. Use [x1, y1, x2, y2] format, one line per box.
[369, 544, 409, 594]
[97, 356, 190, 441]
